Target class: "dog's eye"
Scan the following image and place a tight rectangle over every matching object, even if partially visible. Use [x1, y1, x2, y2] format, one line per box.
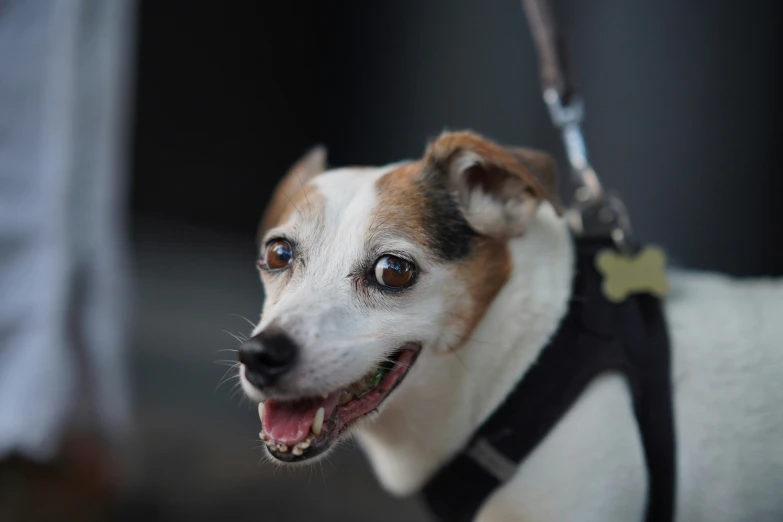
[264, 239, 294, 270]
[374, 255, 415, 288]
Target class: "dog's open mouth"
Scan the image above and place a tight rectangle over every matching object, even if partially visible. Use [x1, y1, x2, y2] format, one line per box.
[258, 344, 420, 462]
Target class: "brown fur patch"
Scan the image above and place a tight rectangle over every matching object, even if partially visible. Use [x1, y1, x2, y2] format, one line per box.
[261, 178, 324, 239]
[373, 161, 478, 261]
[372, 162, 431, 246]
[374, 161, 511, 351]
[259, 147, 326, 240]
[269, 183, 324, 234]
[371, 132, 558, 348]
[447, 237, 512, 350]
[507, 146, 562, 212]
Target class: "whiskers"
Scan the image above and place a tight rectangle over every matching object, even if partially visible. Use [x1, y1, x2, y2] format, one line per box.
[228, 314, 259, 331]
[215, 316, 261, 402]
[222, 330, 248, 344]
[215, 330, 245, 394]
[214, 360, 242, 393]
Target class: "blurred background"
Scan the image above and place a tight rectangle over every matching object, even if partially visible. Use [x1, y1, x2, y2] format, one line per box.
[0, 0, 780, 521]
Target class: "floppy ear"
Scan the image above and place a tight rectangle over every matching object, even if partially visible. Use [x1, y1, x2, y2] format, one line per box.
[260, 145, 327, 235]
[506, 146, 562, 212]
[424, 131, 562, 239]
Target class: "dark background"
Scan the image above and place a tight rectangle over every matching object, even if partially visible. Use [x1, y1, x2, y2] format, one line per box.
[124, 1, 782, 520]
[132, 0, 782, 275]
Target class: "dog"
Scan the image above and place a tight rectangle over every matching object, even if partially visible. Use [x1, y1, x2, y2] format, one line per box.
[238, 131, 783, 521]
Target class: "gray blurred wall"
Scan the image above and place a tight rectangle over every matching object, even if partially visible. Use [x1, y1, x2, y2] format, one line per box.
[132, 0, 782, 270]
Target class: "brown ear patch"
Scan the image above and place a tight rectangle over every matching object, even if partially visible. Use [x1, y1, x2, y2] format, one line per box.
[507, 146, 562, 213]
[259, 146, 327, 239]
[261, 183, 324, 238]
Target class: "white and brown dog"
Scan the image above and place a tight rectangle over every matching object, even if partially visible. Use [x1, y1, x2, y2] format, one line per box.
[238, 131, 783, 522]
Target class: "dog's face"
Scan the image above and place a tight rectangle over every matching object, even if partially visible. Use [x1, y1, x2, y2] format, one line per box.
[239, 131, 560, 463]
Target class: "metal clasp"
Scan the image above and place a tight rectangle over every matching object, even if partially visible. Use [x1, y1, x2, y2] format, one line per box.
[543, 88, 634, 253]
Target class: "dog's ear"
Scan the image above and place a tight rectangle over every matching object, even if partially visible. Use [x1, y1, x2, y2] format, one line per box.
[260, 145, 327, 235]
[506, 146, 562, 212]
[424, 131, 562, 239]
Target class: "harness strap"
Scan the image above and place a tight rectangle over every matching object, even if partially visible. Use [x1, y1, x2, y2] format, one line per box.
[421, 238, 676, 522]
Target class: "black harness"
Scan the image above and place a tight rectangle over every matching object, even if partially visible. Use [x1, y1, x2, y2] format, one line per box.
[422, 236, 676, 522]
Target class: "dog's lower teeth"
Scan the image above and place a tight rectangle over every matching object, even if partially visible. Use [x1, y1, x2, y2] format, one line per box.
[262, 357, 403, 453]
[257, 351, 412, 460]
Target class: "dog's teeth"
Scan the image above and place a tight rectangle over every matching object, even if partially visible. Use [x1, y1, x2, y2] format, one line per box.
[277, 444, 288, 453]
[259, 432, 267, 440]
[265, 440, 276, 447]
[312, 407, 325, 436]
[258, 402, 265, 421]
[321, 392, 329, 399]
[298, 440, 310, 449]
[292, 447, 303, 456]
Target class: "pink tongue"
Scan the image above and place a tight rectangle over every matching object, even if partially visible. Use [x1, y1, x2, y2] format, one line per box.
[262, 391, 341, 446]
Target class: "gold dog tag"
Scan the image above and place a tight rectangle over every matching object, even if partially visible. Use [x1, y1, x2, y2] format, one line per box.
[595, 246, 669, 303]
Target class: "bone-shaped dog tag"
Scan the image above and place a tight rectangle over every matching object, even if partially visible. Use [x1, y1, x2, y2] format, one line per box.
[595, 246, 669, 303]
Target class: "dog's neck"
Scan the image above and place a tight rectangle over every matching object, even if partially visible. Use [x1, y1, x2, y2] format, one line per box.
[355, 203, 575, 496]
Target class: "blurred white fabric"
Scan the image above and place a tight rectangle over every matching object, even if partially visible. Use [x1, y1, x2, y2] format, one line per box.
[0, 0, 136, 461]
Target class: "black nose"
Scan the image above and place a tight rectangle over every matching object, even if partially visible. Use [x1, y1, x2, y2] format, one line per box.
[239, 329, 298, 388]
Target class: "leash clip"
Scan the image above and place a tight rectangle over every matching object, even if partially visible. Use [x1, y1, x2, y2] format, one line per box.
[544, 88, 600, 199]
[544, 88, 633, 253]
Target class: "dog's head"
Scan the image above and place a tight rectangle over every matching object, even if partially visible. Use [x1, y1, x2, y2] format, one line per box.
[239, 131, 560, 463]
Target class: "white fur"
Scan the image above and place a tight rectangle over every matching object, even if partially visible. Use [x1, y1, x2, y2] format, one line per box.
[242, 164, 477, 401]
[243, 164, 783, 521]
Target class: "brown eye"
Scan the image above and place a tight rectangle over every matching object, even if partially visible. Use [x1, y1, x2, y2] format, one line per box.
[264, 239, 294, 270]
[374, 255, 415, 288]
